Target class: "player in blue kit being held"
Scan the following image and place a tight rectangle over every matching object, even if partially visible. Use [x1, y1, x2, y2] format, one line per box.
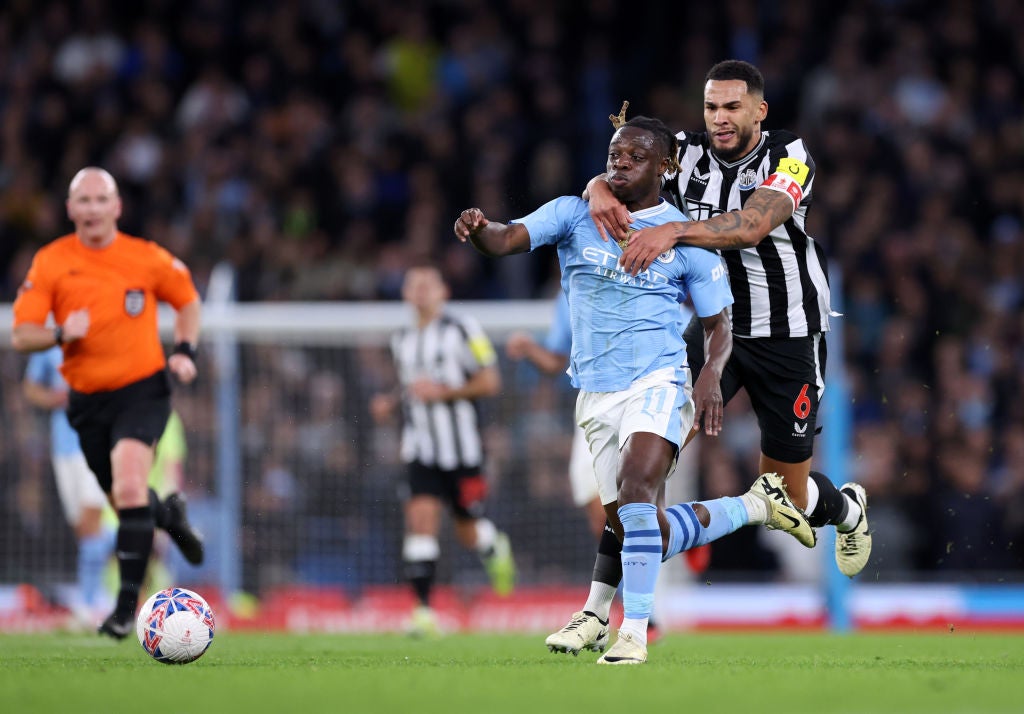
[454, 117, 813, 664]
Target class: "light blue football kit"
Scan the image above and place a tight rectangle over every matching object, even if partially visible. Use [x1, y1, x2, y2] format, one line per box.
[25, 346, 85, 458]
[542, 294, 601, 506]
[513, 196, 763, 637]
[25, 347, 114, 611]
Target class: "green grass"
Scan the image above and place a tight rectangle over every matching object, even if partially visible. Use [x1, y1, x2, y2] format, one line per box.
[2, 631, 1023, 713]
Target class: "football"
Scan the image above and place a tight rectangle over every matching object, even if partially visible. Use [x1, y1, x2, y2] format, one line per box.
[136, 587, 216, 664]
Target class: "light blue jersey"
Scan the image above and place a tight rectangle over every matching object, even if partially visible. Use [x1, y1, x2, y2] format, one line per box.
[514, 196, 732, 392]
[25, 346, 83, 457]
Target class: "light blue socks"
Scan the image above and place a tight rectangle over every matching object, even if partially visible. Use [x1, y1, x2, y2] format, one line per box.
[663, 497, 750, 561]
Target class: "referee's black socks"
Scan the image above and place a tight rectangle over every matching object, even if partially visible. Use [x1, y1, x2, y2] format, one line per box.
[113, 506, 155, 615]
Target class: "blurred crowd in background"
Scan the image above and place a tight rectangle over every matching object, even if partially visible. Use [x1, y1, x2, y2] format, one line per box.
[2, 0, 1024, 585]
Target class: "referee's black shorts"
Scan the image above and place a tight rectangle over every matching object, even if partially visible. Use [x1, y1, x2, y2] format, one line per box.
[67, 370, 172, 494]
[684, 316, 826, 463]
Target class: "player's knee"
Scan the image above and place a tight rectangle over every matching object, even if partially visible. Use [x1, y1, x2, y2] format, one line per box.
[587, 503, 607, 540]
[617, 479, 660, 506]
[111, 479, 149, 509]
[404, 495, 440, 531]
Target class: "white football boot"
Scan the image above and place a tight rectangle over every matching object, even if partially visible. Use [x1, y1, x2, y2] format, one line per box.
[545, 611, 609, 655]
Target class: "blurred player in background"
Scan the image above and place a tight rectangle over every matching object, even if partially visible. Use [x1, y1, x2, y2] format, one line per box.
[590, 61, 871, 578]
[456, 116, 813, 664]
[506, 294, 605, 537]
[370, 264, 516, 637]
[147, 411, 191, 582]
[23, 346, 115, 624]
[11, 167, 205, 640]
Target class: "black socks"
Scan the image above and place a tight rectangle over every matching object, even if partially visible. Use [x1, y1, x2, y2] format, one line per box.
[592, 522, 623, 587]
[114, 506, 155, 615]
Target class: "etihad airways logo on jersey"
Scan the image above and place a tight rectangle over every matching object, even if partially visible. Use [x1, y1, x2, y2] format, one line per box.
[582, 246, 669, 288]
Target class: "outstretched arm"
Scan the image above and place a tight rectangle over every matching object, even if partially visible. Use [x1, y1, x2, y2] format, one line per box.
[505, 332, 568, 375]
[12, 308, 90, 353]
[619, 187, 795, 274]
[408, 364, 502, 402]
[454, 208, 531, 257]
[23, 378, 68, 411]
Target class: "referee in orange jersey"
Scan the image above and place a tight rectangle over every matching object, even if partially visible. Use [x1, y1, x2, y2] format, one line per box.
[12, 167, 205, 640]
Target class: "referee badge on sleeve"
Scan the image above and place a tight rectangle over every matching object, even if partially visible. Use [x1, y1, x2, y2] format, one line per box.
[124, 289, 146, 316]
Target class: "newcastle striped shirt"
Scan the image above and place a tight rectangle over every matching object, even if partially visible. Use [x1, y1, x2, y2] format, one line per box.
[664, 129, 833, 338]
[390, 312, 497, 470]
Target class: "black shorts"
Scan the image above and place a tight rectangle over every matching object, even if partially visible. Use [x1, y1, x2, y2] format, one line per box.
[685, 317, 826, 463]
[66, 370, 172, 494]
[403, 462, 488, 520]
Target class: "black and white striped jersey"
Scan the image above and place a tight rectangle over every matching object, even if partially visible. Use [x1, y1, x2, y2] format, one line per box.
[389, 312, 497, 471]
[664, 129, 833, 338]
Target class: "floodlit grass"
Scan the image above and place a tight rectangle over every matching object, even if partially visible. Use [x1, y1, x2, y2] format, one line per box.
[2, 631, 1023, 713]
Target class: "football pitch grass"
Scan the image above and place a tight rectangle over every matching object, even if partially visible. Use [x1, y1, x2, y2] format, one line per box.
[2, 631, 1023, 713]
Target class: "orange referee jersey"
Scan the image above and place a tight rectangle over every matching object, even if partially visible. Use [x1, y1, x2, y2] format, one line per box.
[13, 232, 199, 394]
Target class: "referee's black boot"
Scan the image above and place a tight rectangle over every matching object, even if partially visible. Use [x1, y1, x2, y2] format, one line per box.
[161, 493, 205, 565]
[98, 610, 133, 640]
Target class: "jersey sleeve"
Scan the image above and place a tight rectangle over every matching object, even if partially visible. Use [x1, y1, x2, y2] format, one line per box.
[760, 136, 816, 210]
[685, 251, 734, 318]
[150, 243, 200, 309]
[457, 315, 497, 373]
[12, 250, 57, 327]
[511, 196, 588, 252]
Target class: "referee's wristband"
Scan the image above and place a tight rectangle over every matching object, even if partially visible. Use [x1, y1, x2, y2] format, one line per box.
[172, 341, 198, 361]
[54, 326, 64, 345]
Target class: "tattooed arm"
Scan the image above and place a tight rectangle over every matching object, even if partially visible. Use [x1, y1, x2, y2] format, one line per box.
[618, 188, 794, 274]
[672, 188, 794, 250]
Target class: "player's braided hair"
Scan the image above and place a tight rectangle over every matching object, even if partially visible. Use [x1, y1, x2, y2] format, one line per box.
[608, 101, 680, 173]
[609, 100, 630, 129]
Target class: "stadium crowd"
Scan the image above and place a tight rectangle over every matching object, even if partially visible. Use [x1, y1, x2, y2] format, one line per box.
[2, 0, 1024, 589]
